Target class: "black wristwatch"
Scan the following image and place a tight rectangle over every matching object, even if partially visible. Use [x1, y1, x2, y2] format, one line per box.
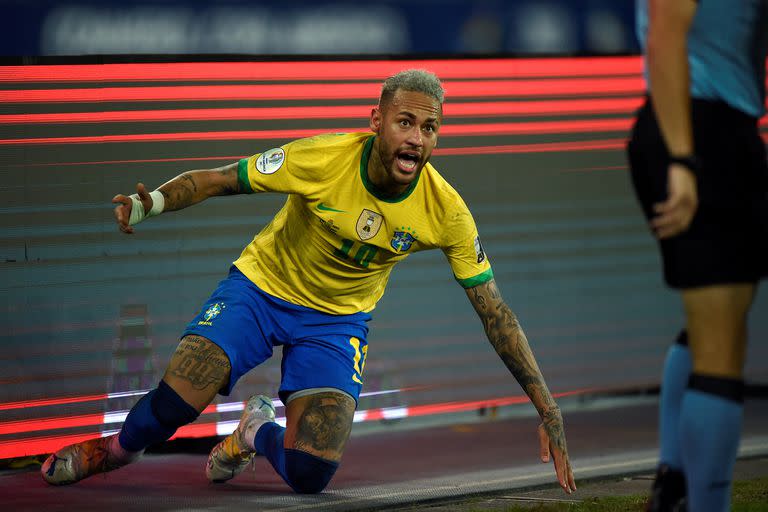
[668, 154, 702, 173]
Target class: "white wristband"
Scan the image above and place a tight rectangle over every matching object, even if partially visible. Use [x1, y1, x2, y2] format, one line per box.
[128, 190, 165, 226]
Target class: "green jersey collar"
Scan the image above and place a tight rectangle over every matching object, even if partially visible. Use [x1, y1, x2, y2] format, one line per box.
[360, 135, 420, 203]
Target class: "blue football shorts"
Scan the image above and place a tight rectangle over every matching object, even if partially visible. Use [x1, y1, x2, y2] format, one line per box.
[182, 266, 371, 404]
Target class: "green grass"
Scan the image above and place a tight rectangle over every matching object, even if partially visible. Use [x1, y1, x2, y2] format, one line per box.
[732, 477, 768, 512]
[468, 496, 646, 512]
[478, 477, 768, 512]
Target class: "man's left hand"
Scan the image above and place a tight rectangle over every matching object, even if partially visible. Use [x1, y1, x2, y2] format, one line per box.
[538, 421, 577, 494]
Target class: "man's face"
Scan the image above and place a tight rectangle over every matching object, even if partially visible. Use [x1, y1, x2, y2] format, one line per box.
[369, 89, 442, 190]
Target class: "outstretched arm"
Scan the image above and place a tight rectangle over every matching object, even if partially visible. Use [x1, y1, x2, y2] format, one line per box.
[112, 161, 241, 234]
[465, 278, 576, 494]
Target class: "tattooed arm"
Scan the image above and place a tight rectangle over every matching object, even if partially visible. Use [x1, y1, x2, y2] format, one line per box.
[112, 162, 241, 233]
[156, 162, 242, 211]
[466, 278, 576, 494]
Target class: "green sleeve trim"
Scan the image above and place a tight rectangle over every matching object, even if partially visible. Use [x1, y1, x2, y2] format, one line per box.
[238, 158, 254, 194]
[456, 267, 494, 289]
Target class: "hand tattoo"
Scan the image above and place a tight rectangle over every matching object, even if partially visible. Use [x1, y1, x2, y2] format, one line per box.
[541, 406, 568, 455]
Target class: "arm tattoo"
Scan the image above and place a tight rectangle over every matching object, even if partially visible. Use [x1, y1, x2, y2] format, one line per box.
[467, 281, 569, 454]
[294, 393, 355, 454]
[467, 280, 557, 413]
[160, 172, 197, 211]
[158, 164, 240, 211]
[218, 165, 240, 195]
[180, 173, 197, 192]
[167, 335, 230, 391]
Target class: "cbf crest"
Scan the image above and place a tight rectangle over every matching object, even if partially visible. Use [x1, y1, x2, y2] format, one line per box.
[391, 226, 418, 252]
[356, 209, 383, 241]
[198, 302, 226, 326]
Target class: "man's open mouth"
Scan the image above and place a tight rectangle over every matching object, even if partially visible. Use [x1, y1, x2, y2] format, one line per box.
[396, 151, 420, 172]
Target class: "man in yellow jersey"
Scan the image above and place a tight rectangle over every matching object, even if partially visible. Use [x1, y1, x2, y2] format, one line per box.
[42, 70, 576, 495]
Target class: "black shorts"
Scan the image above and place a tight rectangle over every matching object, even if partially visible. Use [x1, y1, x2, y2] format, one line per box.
[626, 98, 768, 288]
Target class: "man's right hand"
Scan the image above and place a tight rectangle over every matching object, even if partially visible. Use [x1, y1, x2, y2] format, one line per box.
[112, 182, 153, 234]
[538, 418, 577, 494]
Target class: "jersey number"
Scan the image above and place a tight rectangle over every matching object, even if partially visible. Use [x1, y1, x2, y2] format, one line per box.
[349, 337, 368, 385]
[334, 238, 378, 268]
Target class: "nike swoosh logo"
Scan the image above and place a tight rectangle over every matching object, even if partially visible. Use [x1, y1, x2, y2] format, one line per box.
[316, 202, 346, 213]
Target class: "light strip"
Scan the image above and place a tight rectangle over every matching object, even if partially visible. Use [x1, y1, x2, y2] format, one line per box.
[0, 389, 151, 412]
[0, 387, 402, 417]
[0, 98, 645, 124]
[9, 138, 630, 169]
[0, 78, 644, 104]
[0, 119, 635, 146]
[0, 389, 592, 459]
[434, 139, 627, 155]
[0, 57, 644, 83]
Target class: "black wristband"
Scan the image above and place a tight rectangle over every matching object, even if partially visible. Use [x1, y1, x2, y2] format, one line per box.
[668, 154, 701, 173]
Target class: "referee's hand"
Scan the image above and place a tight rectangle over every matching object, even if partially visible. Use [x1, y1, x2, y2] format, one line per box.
[651, 164, 698, 239]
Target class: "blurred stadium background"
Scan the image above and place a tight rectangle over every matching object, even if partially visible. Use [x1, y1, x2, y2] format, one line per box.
[1, 0, 637, 56]
[0, 0, 766, 462]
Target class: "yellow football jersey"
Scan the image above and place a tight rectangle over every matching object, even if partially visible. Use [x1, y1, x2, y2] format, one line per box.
[233, 132, 493, 314]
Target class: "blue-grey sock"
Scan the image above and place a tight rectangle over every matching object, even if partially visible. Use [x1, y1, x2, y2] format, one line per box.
[658, 332, 691, 470]
[254, 421, 288, 482]
[680, 375, 744, 512]
[118, 381, 199, 452]
[254, 422, 339, 493]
